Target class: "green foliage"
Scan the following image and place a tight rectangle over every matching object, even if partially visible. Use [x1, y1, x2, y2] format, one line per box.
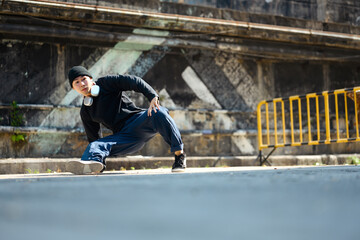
[11, 133, 25, 143]
[25, 168, 40, 174]
[9, 101, 26, 143]
[349, 156, 360, 165]
[10, 101, 23, 127]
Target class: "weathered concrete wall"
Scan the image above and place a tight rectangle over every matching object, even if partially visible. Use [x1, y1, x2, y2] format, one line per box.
[162, 0, 360, 25]
[1, 0, 360, 158]
[49, 0, 360, 26]
[2, 39, 360, 108]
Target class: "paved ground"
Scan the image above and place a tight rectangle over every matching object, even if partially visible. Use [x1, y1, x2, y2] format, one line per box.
[0, 165, 360, 240]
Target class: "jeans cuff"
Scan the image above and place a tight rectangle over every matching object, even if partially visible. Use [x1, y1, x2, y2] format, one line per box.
[171, 144, 184, 153]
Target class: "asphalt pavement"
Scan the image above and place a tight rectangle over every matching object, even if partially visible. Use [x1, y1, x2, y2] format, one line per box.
[0, 165, 360, 240]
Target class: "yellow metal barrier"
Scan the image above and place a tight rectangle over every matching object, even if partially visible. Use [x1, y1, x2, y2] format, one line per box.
[256, 86, 360, 165]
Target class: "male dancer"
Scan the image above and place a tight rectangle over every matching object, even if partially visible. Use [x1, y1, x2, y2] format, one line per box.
[65, 66, 186, 174]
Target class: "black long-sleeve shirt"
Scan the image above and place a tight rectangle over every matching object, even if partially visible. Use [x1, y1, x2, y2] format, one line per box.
[80, 75, 158, 143]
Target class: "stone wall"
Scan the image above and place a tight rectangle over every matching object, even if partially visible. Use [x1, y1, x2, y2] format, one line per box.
[1, 0, 360, 158]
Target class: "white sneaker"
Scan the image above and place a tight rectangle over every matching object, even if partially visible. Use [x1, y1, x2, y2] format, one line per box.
[66, 160, 104, 175]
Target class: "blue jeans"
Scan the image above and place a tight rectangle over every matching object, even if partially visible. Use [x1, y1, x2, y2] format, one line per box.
[81, 106, 183, 165]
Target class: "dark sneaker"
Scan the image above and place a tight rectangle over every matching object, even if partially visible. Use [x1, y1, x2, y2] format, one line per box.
[66, 160, 104, 175]
[172, 153, 186, 173]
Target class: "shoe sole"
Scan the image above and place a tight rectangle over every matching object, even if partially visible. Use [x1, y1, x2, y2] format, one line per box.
[66, 160, 104, 175]
[171, 168, 186, 173]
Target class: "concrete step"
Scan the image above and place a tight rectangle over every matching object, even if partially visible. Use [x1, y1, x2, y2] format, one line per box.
[0, 104, 257, 130]
[2, 125, 360, 158]
[0, 126, 258, 157]
[1, 154, 359, 174]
